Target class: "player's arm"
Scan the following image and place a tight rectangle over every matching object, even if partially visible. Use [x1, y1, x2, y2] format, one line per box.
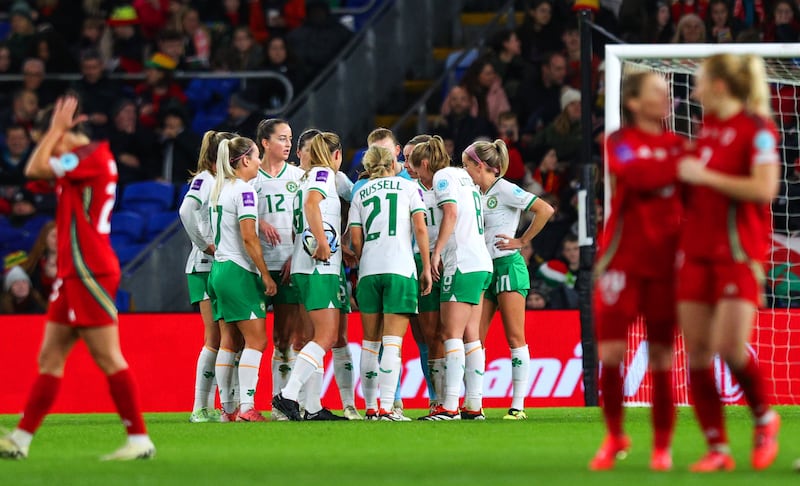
[412, 211, 432, 296]
[179, 197, 214, 255]
[609, 137, 678, 191]
[496, 197, 554, 251]
[305, 189, 331, 261]
[25, 96, 86, 180]
[431, 202, 456, 281]
[679, 160, 779, 203]
[240, 218, 276, 295]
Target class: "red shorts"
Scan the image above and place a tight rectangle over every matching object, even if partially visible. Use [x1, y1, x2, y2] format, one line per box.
[676, 258, 764, 307]
[46, 274, 120, 327]
[594, 269, 676, 345]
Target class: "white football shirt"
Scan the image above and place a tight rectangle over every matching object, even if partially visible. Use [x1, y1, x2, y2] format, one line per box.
[412, 180, 441, 255]
[253, 163, 305, 271]
[210, 179, 260, 274]
[290, 166, 342, 275]
[481, 178, 537, 259]
[183, 170, 215, 274]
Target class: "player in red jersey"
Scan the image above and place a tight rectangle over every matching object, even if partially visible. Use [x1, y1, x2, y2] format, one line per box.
[677, 54, 780, 472]
[589, 71, 686, 472]
[0, 97, 155, 461]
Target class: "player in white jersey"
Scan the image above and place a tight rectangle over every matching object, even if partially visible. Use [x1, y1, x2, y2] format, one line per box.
[403, 134, 444, 410]
[179, 131, 238, 423]
[464, 139, 554, 420]
[409, 136, 493, 420]
[252, 119, 306, 420]
[207, 137, 277, 423]
[349, 146, 432, 421]
[272, 131, 349, 421]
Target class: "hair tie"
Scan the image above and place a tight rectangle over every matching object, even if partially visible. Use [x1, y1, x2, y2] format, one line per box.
[464, 145, 499, 175]
[231, 145, 253, 165]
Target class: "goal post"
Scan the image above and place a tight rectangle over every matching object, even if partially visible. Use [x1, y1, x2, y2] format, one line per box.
[603, 43, 800, 406]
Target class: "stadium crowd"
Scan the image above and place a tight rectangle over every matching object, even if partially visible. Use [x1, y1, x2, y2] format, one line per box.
[1, 0, 799, 312]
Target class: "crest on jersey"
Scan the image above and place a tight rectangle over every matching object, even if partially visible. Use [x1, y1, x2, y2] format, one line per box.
[60, 152, 79, 171]
[286, 181, 298, 193]
[190, 178, 203, 190]
[242, 192, 255, 207]
[436, 178, 449, 191]
[512, 186, 525, 197]
[315, 170, 329, 182]
[614, 144, 635, 163]
[487, 196, 498, 209]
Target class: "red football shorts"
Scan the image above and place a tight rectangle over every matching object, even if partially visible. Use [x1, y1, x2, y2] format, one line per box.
[594, 269, 676, 345]
[677, 258, 764, 307]
[47, 274, 120, 327]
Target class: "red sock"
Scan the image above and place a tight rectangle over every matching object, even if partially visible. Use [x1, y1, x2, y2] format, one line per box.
[651, 369, 675, 450]
[18, 374, 62, 434]
[689, 367, 727, 448]
[730, 356, 770, 420]
[600, 365, 624, 437]
[107, 369, 147, 435]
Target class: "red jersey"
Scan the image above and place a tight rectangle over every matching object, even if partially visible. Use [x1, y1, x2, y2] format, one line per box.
[598, 127, 685, 278]
[680, 111, 779, 263]
[51, 141, 120, 279]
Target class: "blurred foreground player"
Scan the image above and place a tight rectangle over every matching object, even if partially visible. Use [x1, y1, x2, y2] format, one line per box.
[0, 97, 155, 461]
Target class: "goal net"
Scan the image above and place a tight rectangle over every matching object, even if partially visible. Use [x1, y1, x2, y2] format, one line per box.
[603, 44, 800, 406]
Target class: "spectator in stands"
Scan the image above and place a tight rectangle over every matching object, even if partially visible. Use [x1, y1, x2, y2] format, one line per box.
[286, 0, 352, 73]
[5, 1, 37, 71]
[29, 27, 78, 74]
[19, 58, 58, 108]
[256, 35, 306, 107]
[213, 92, 261, 141]
[644, 1, 677, 43]
[672, 13, 707, 42]
[515, 51, 567, 135]
[672, 0, 709, 22]
[516, 0, 563, 65]
[0, 124, 32, 187]
[534, 233, 580, 309]
[108, 99, 160, 187]
[488, 28, 530, 102]
[731, 0, 765, 28]
[71, 50, 122, 140]
[8, 188, 38, 227]
[0, 89, 38, 140]
[135, 52, 187, 129]
[133, 0, 171, 41]
[157, 108, 200, 183]
[525, 144, 566, 198]
[22, 220, 57, 300]
[33, 0, 84, 45]
[229, 26, 264, 71]
[0, 265, 47, 314]
[496, 111, 528, 186]
[562, 18, 601, 93]
[444, 55, 511, 127]
[525, 283, 549, 310]
[157, 29, 190, 71]
[72, 16, 113, 68]
[261, 0, 307, 39]
[178, 7, 211, 70]
[0, 44, 12, 107]
[109, 5, 146, 74]
[433, 85, 494, 158]
[706, 0, 741, 42]
[533, 88, 582, 167]
[763, 0, 800, 42]
[185, 51, 240, 134]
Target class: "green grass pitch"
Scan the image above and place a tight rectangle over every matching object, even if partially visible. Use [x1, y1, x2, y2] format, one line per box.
[1, 406, 798, 485]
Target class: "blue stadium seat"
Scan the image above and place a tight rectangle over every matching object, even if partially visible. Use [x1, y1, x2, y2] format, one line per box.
[22, 215, 51, 238]
[345, 147, 368, 181]
[442, 48, 479, 100]
[110, 211, 146, 244]
[145, 211, 178, 239]
[120, 181, 176, 215]
[176, 183, 190, 207]
[115, 289, 132, 312]
[0, 227, 26, 255]
[113, 243, 145, 267]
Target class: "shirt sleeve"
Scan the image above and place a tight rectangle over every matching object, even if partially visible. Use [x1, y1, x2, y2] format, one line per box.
[49, 145, 110, 181]
[408, 183, 426, 215]
[499, 181, 536, 211]
[336, 171, 354, 202]
[236, 185, 259, 221]
[307, 168, 331, 198]
[348, 197, 362, 227]
[433, 170, 456, 207]
[185, 175, 207, 205]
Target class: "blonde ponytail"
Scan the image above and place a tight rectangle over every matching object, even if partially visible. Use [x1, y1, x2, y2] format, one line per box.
[467, 139, 510, 178]
[304, 132, 341, 177]
[704, 53, 772, 119]
[409, 135, 450, 173]
[210, 139, 237, 207]
[742, 54, 771, 118]
[362, 145, 395, 179]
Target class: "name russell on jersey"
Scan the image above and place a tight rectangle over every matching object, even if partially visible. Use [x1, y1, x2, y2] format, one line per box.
[357, 179, 403, 199]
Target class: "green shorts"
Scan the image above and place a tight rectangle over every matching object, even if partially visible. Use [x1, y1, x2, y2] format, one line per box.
[485, 253, 531, 303]
[207, 261, 267, 322]
[292, 271, 347, 312]
[356, 274, 418, 314]
[415, 253, 440, 313]
[440, 269, 492, 305]
[187, 272, 209, 304]
[269, 270, 299, 306]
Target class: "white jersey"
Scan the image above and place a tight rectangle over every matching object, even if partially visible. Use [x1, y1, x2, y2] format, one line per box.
[291, 166, 342, 275]
[253, 163, 304, 271]
[349, 176, 425, 278]
[433, 167, 492, 274]
[412, 180, 441, 255]
[482, 178, 537, 260]
[183, 170, 215, 273]
[210, 179, 260, 274]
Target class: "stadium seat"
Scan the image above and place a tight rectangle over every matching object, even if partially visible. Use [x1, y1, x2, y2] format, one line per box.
[115, 289, 132, 312]
[22, 215, 51, 237]
[176, 183, 190, 207]
[113, 243, 145, 267]
[145, 211, 179, 239]
[110, 211, 146, 244]
[345, 147, 368, 181]
[0, 227, 26, 255]
[442, 48, 479, 100]
[120, 181, 176, 216]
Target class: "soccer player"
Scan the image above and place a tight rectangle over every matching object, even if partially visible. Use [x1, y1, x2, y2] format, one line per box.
[676, 54, 781, 472]
[349, 145, 432, 420]
[465, 139, 554, 421]
[0, 96, 155, 460]
[588, 71, 686, 471]
[207, 137, 277, 423]
[409, 136, 493, 420]
[180, 130, 237, 423]
[252, 119, 305, 420]
[272, 132, 349, 421]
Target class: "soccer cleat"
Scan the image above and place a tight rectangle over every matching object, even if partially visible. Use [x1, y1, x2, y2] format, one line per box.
[420, 406, 461, 421]
[271, 408, 289, 422]
[220, 407, 239, 423]
[271, 393, 302, 421]
[460, 408, 486, 420]
[689, 450, 735, 472]
[378, 409, 409, 421]
[304, 408, 347, 421]
[752, 411, 780, 470]
[650, 448, 673, 472]
[389, 407, 413, 422]
[588, 434, 632, 471]
[503, 408, 528, 420]
[364, 408, 379, 421]
[343, 405, 362, 420]
[0, 435, 27, 460]
[100, 440, 156, 461]
[189, 407, 219, 423]
[236, 408, 267, 422]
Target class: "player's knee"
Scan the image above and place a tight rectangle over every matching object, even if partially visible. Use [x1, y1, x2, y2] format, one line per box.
[37, 350, 66, 376]
[92, 352, 128, 375]
[598, 342, 625, 366]
[719, 344, 748, 370]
